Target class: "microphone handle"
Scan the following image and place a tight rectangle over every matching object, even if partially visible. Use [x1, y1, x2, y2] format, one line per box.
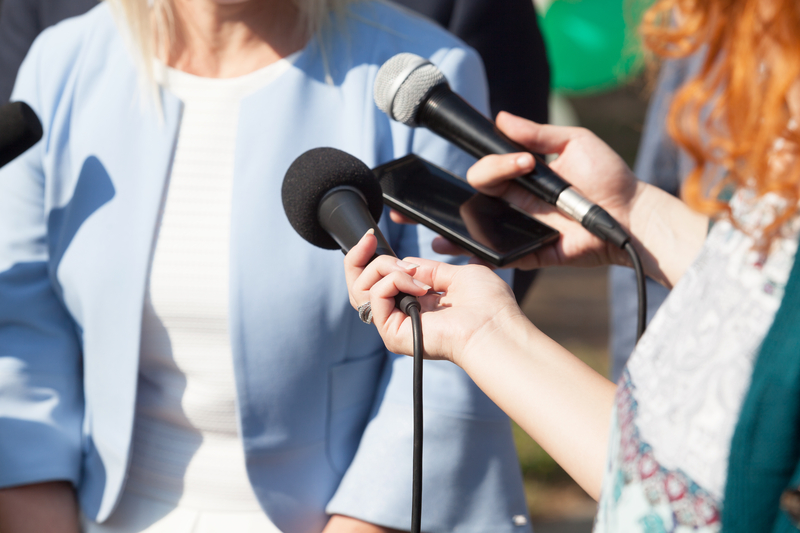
[318, 188, 420, 314]
[417, 86, 629, 249]
[418, 85, 569, 204]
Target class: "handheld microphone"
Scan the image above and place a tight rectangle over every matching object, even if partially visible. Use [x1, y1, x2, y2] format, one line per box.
[0, 102, 43, 169]
[281, 147, 420, 315]
[373, 53, 630, 249]
[283, 147, 427, 532]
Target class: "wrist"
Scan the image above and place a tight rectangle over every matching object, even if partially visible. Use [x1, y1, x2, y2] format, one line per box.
[626, 182, 709, 287]
[456, 306, 535, 372]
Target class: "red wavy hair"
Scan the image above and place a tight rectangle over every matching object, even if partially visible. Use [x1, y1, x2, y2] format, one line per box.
[640, 0, 800, 243]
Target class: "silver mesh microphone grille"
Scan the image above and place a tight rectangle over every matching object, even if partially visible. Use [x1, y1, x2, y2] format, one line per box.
[374, 53, 447, 127]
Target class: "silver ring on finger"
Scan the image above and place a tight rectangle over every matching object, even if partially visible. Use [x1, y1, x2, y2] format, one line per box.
[357, 301, 373, 324]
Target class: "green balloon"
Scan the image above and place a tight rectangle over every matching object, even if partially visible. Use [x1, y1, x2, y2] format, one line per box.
[539, 0, 644, 94]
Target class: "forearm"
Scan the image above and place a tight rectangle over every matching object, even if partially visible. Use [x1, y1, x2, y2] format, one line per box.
[626, 181, 709, 288]
[347, 247, 618, 499]
[0, 481, 80, 533]
[459, 315, 617, 500]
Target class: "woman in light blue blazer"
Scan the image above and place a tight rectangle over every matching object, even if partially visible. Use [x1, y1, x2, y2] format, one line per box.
[0, 1, 528, 532]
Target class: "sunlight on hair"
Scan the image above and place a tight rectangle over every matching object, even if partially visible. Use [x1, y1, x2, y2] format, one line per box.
[641, 0, 800, 246]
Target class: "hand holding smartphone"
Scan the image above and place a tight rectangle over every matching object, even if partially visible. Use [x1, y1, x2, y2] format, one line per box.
[373, 155, 559, 267]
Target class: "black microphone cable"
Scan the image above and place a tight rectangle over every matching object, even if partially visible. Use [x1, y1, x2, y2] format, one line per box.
[409, 304, 423, 533]
[623, 242, 647, 342]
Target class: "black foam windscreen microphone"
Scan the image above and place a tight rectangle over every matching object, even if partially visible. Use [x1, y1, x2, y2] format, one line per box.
[281, 147, 419, 314]
[0, 102, 43, 169]
[373, 53, 630, 249]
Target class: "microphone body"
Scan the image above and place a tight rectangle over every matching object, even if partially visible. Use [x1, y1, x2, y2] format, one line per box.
[375, 54, 630, 249]
[420, 85, 569, 204]
[282, 148, 419, 314]
[318, 186, 396, 258]
[0, 102, 43, 169]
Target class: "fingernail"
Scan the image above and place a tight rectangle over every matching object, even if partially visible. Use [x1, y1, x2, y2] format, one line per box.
[516, 154, 534, 168]
[413, 278, 431, 290]
[396, 259, 420, 270]
[365, 228, 375, 236]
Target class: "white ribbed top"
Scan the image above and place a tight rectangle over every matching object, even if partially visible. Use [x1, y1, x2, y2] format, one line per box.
[125, 57, 295, 513]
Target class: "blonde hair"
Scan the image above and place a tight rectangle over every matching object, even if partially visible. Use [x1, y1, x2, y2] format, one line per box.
[105, 0, 359, 103]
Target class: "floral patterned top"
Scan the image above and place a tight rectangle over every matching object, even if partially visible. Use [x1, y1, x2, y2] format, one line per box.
[594, 189, 800, 532]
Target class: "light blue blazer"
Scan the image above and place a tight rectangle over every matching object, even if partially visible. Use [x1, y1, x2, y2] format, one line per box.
[0, 3, 529, 532]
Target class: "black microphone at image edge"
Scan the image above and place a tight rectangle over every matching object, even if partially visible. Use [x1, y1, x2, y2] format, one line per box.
[0, 102, 43, 169]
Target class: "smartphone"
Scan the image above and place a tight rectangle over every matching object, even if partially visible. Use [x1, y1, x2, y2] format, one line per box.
[373, 154, 559, 267]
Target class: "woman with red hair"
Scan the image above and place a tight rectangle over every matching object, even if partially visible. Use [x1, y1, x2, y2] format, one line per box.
[345, 0, 800, 531]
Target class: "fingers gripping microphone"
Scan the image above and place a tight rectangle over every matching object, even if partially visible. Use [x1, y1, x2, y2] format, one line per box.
[373, 53, 630, 249]
[281, 147, 420, 315]
[0, 102, 43, 169]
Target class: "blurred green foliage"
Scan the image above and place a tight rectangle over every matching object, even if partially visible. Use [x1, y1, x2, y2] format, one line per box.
[538, 0, 654, 95]
[513, 422, 571, 483]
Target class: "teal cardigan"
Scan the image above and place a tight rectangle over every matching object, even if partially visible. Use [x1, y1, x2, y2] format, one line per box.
[724, 237, 800, 531]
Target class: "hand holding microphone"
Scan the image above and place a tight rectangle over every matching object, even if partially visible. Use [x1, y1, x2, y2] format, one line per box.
[282, 148, 430, 533]
[344, 233, 525, 366]
[459, 113, 645, 271]
[374, 54, 661, 338]
[374, 53, 634, 249]
[373, 54, 651, 270]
